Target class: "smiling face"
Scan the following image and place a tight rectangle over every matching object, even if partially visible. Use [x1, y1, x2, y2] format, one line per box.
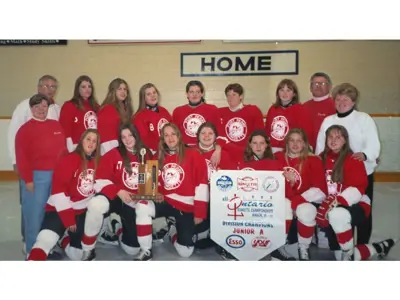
[30, 99, 49, 120]
[327, 129, 346, 153]
[163, 125, 179, 150]
[121, 128, 136, 151]
[287, 132, 305, 156]
[199, 126, 216, 148]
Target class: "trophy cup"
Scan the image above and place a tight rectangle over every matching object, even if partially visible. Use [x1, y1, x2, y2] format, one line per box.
[131, 148, 163, 201]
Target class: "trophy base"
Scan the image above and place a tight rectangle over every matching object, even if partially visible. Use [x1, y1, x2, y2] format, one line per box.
[131, 194, 164, 201]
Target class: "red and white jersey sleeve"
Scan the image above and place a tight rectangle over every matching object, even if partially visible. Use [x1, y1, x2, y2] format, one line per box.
[94, 148, 153, 201]
[324, 152, 369, 214]
[97, 104, 120, 156]
[45, 153, 96, 228]
[159, 148, 209, 219]
[59, 100, 98, 152]
[275, 151, 327, 204]
[172, 103, 222, 146]
[132, 106, 172, 152]
[198, 148, 234, 182]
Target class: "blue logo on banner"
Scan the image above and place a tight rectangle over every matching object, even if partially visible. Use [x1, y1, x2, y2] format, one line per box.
[216, 175, 233, 191]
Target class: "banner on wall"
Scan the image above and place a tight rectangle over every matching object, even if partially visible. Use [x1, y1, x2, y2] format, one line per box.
[210, 170, 286, 261]
[180, 50, 298, 77]
[0, 40, 68, 46]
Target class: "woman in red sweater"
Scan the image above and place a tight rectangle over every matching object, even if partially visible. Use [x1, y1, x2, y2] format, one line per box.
[317, 124, 396, 260]
[15, 93, 67, 258]
[59, 75, 100, 152]
[27, 129, 100, 261]
[265, 79, 314, 153]
[79, 124, 152, 259]
[274, 128, 328, 260]
[132, 83, 172, 154]
[97, 78, 134, 156]
[134, 123, 209, 261]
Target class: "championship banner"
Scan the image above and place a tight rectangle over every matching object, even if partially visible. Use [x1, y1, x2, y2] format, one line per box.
[210, 170, 286, 261]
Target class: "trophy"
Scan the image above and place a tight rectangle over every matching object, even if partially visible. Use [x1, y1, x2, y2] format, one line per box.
[131, 148, 163, 201]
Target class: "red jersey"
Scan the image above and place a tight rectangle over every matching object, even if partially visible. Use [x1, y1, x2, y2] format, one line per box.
[94, 148, 153, 203]
[45, 152, 96, 228]
[217, 104, 265, 159]
[265, 103, 315, 151]
[159, 148, 209, 219]
[322, 151, 370, 216]
[274, 151, 327, 204]
[237, 157, 294, 198]
[195, 147, 234, 182]
[132, 107, 172, 152]
[59, 100, 98, 152]
[172, 103, 222, 146]
[97, 104, 121, 155]
[303, 97, 336, 149]
[15, 118, 67, 183]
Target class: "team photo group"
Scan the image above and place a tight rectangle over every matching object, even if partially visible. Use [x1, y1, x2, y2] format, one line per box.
[8, 71, 397, 261]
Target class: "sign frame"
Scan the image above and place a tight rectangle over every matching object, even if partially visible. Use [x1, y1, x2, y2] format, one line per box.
[180, 50, 299, 77]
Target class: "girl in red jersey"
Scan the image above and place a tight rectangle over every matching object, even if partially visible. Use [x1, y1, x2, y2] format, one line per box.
[172, 80, 223, 147]
[134, 123, 209, 261]
[265, 79, 315, 153]
[316, 125, 396, 261]
[274, 128, 328, 260]
[80, 124, 153, 260]
[27, 129, 100, 261]
[16, 94, 68, 258]
[132, 83, 172, 154]
[214, 83, 265, 161]
[97, 78, 134, 156]
[59, 75, 100, 152]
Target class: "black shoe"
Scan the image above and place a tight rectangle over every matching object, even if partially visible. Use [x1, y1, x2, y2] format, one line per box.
[82, 249, 96, 261]
[220, 249, 237, 261]
[271, 246, 296, 261]
[134, 249, 153, 261]
[373, 238, 396, 258]
[98, 231, 119, 246]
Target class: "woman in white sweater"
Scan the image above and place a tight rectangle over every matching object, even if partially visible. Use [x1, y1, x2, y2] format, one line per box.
[315, 83, 381, 245]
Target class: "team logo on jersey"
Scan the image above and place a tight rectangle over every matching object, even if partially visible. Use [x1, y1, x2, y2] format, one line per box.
[283, 166, 302, 190]
[241, 167, 255, 171]
[205, 159, 217, 182]
[77, 168, 95, 197]
[225, 117, 247, 142]
[122, 162, 139, 190]
[183, 114, 206, 137]
[84, 111, 97, 129]
[157, 118, 169, 136]
[162, 163, 185, 190]
[271, 115, 288, 141]
[326, 170, 341, 195]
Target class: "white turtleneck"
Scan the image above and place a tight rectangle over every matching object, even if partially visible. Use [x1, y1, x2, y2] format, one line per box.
[312, 94, 330, 102]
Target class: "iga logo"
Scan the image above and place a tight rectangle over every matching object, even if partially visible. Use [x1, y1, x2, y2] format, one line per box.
[237, 176, 258, 192]
[216, 175, 233, 192]
[226, 234, 245, 249]
[251, 236, 271, 249]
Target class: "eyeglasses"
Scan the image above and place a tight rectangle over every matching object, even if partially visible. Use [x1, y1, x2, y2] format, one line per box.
[311, 82, 329, 87]
[42, 84, 57, 90]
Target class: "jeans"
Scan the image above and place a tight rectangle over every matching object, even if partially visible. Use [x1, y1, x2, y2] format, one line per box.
[21, 170, 53, 255]
[19, 179, 25, 242]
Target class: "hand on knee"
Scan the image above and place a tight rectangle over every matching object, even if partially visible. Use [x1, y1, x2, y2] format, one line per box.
[296, 203, 317, 225]
[328, 207, 352, 233]
[87, 195, 110, 215]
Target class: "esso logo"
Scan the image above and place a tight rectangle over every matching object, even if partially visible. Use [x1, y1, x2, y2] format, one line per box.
[251, 236, 271, 248]
[226, 234, 245, 249]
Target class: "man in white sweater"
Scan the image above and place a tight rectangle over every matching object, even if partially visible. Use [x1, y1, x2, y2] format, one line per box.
[315, 83, 381, 245]
[7, 75, 61, 254]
